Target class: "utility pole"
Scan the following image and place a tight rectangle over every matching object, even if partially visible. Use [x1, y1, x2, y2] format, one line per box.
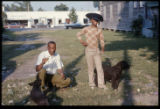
[28, 2, 29, 11]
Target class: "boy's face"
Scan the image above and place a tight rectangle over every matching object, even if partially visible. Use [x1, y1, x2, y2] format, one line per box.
[48, 43, 56, 55]
[91, 19, 98, 26]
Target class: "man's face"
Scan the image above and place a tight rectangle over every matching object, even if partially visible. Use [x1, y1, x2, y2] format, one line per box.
[91, 19, 98, 26]
[48, 43, 56, 55]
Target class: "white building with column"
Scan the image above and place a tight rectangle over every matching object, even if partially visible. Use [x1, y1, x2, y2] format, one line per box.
[5, 11, 100, 28]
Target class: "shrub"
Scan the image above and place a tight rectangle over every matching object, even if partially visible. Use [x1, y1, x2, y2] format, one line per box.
[131, 15, 143, 36]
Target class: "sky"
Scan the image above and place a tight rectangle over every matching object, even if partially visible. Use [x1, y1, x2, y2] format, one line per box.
[2, 1, 98, 11]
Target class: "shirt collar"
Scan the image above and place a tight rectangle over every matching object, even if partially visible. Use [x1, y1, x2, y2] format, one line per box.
[47, 50, 57, 57]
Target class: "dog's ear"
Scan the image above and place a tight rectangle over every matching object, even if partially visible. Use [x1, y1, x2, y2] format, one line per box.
[28, 81, 34, 86]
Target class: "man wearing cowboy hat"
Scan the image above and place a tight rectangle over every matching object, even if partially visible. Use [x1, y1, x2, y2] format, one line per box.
[76, 13, 107, 90]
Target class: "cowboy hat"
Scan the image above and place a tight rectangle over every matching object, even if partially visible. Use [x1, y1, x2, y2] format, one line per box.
[86, 13, 103, 22]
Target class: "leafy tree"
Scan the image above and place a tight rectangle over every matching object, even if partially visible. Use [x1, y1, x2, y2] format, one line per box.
[2, 4, 7, 30]
[38, 7, 44, 11]
[10, 3, 19, 11]
[2, 11, 7, 26]
[131, 15, 143, 36]
[4, 4, 11, 11]
[68, 7, 78, 23]
[54, 3, 69, 11]
[15, 1, 34, 11]
[4, 1, 33, 11]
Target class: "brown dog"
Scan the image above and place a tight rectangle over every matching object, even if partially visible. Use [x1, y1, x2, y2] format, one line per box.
[28, 79, 49, 105]
[95, 60, 130, 89]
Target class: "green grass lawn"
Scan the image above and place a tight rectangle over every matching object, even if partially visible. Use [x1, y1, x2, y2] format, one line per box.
[2, 29, 158, 105]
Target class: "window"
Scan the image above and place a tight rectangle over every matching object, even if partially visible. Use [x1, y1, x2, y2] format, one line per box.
[83, 18, 88, 24]
[140, 1, 144, 7]
[137, 1, 140, 8]
[58, 19, 62, 24]
[34, 19, 38, 24]
[134, 1, 137, 8]
[47, 19, 52, 24]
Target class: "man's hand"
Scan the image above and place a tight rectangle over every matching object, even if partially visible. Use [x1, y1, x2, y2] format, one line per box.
[57, 69, 65, 79]
[36, 58, 49, 72]
[42, 58, 49, 64]
[60, 73, 65, 79]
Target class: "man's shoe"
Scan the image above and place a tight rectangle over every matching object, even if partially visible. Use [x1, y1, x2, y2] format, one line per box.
[41, 86, 48, 91]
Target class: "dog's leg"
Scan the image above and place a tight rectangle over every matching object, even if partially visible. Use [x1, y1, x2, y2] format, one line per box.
[111, 77, 117, 89]
[116, 79, 120, 88]
[114, 79, 120, 89]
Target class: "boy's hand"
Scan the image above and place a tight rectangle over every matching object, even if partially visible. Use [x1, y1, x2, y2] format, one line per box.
[80, 40, 88, 47]
[82, 42, 88, 47]
[100, 48, 104, 55]
[100, 50, 104, 55]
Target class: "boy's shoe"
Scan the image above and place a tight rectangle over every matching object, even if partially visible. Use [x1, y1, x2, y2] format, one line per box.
[89, 84, 96, 90]
[98, 85, 107, 90]
[91, 86, 95, 90]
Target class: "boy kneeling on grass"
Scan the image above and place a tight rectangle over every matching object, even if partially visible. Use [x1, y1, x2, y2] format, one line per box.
[35, 41, 71, 91]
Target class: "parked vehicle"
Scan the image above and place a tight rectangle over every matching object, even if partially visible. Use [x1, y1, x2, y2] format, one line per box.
[4, 23, 25, 29]
[65, 23, 89, 29]
[35, 23, 48, 28]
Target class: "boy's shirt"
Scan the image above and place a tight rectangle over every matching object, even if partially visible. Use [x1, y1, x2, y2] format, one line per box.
[77, 26, 104, 49]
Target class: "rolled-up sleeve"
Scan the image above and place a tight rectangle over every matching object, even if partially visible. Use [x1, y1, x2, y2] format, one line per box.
[56, 54, 64, 69]
[35, 53, 43, 66]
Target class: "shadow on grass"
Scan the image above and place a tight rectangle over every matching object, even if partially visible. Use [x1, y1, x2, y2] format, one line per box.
[14, 93, 63, 105]
[14, 95, 30, 105]
[64, 53, 85, 87]
[102, 48, 134, 105]
[102, 58, 112, 67]
[16, 33, 41, 41]
[103, 31, 158, 105]
[121, 49, 134, 105]
[2, 29, 41, 41]
[2, 43, 45, 82]
[109, 32, 158, 62]
[47, 92, 63, 105]
[104, 33, 139, 105]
